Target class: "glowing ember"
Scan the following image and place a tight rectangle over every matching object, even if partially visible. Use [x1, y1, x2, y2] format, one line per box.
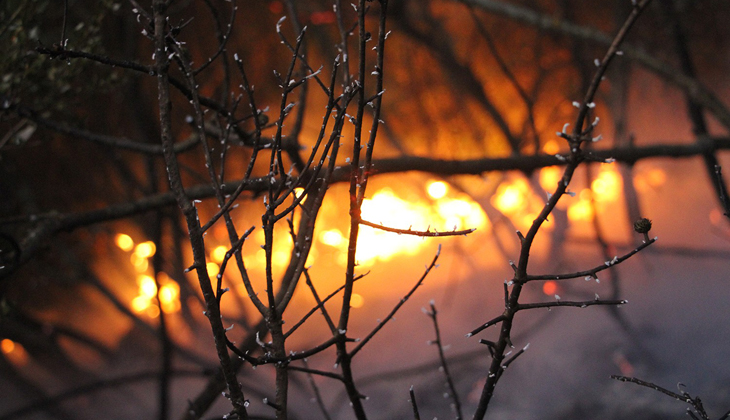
[206, 262, 219, 277]
[0, 339, 28, 366]
[542, 281, 558, 296]
[542, 140, 561, 155]
[131, 273, 181, 316]
[355, 187, 487, 264]
[134, 241, 156, 259]
[427, 181, 448, 199]
[1, 338, 15, 354]
[539, 166, 562, 192]
[158, 276, 180, 313]
[293, 187, 307, 204]
[211, 245, 228, 264]
[492, 182, 526, 214]
[591, 167, 622, 202]
[138, 274, 157, 298]
[115, 233, 134, 251]
[320, 229, 345, 247]
[567, 196, 594, 221]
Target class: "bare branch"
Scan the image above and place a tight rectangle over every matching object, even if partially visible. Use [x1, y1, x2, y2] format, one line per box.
[359, 218, 475, 237]
[350, 245, 441, 358]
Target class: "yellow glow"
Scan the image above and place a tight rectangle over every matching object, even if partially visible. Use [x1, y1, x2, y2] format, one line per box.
[539, 166, 562, 192]
[492, 184, 524, 214]
[131, 295, 150, 313]
[206, 262, 219, 277]
[350, 293, 364, 308]
[357, 189, 431, 263]
[321, 229, 344, 247]
[159, 282, 180, 313]
[272, 250, 289, 266]
[427, 181, 448, 199]
[134, 241, 156, 259]
[294, 187, 307, 204]
[568, 198, 594, 221]
[592, 167, 622, 202]
[355, 188, 487, 263]
[158, 285, 174, 303]
[212, 245, 228, 264]
[138, 275, 157, 298]
[1, 338, 15, 354]
[115, 233, 134, 252]
[543, 140, 560, 155]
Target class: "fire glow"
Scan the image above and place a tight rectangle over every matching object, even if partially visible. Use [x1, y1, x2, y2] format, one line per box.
[115, 234, 182, 318]
[112, 166, 664, 314]
[354, 182, 488, 264]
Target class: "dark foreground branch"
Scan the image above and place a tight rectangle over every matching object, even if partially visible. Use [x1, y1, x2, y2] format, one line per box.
[6, 139, 726, 269]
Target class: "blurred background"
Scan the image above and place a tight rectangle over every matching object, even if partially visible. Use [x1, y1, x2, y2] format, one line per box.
[1, 0, 730, 419]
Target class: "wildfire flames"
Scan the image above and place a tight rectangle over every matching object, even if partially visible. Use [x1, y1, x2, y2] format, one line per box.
[108, 164, 665, 318]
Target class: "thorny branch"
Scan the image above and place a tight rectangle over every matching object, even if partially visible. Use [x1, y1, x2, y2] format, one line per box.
[469, 2, 656, 418]
[612, 376, 730, 420]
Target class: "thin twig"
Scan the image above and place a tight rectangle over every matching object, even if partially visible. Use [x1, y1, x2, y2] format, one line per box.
[351, 245, 441, 357]
[426, 302, 463, 419]
[409, 386, 421, 420]
[359, 219, 475, 237]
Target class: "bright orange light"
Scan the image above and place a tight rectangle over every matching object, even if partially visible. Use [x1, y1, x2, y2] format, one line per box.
[272, 250, 289, 267]
[542, 281, 557, 295]
[212, 245, 228, 264]
[542, 140, 560, 155]
[131, 295, 150, 313]
[591, 167, 622, 202]
[1, 338, 15, 354]
[357, 189, 433, 263]
[138, 274, 157, 298]
[493, 184, 524, 214]
[436, 198, 485, 230]
[1, 339, 28, 366]
[567, 198, 594, 221]
[539, 166, 562, 192]
[206, 262, 219, 277]
[115, 233, 134, 251]
[320, 229, 345, 247]
[159, 281, 180, 313]
[293, 187, 307, 204]
[350, 293, 364, 308]
[134, 241, 156, 259]
[356, 188, 487, 263]
[158, 285, 174, 303]
[427, 181, 448, 199]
